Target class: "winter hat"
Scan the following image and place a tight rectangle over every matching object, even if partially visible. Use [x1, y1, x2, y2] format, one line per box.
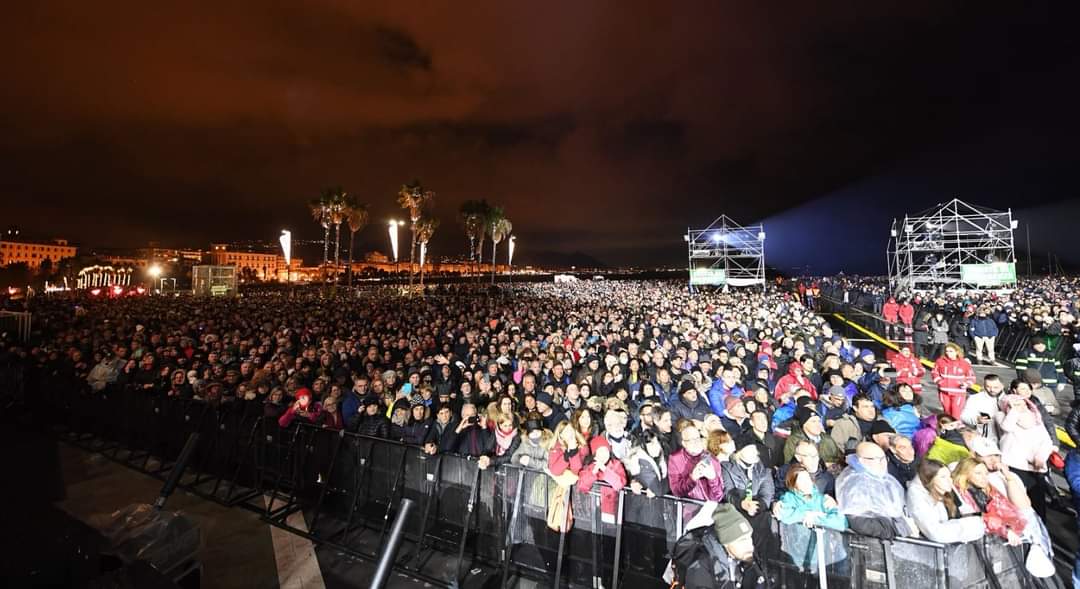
[724, 395, 743, 413]
[1031, 336, 1046, 347]
[868, 420, 895, 437]
[712, 503, 753, 545]
[409, 393, 424, 407]
[795, 406, 819, 428]
[361, 394, 381, 407]
[827, 385, 847, 399]
[678, 379, 697, 395]
[535, 391, 554, 408]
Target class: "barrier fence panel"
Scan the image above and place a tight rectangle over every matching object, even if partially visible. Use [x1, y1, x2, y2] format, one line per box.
[33, 371, 1042, 589]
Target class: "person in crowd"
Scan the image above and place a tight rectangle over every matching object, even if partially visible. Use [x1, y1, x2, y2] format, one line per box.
[264, 387, 288, 421]
[576, 436, 627, 524]
[719, 395, 751, 437]
[968, 308, 1000, 365]
[353, 395, 390, 438]
[926, 414, 975, 465]
[881, 383, 922, 439]
[742, 409, 782, 468]
[490, 408, 521, 466]
[997, 389, 1055, 518]
[401, 398, 433, 445]
[673, 504, 760, 589]
[534, 391, 566, 431]
[818, 384, 850, 429]
[1065, 424, 1080, 587]
[776, 439, 835, 498]
[961, 374, 1004, 444]
[571, 407, 598, 442]
[882, 296, 900, 339]
[774, 464, 847, 573]
[316, 394, 344, 430]
[708, 429, 737, 464]
[774, 356, 818, 401]
[885, 433, 917, 485]
[887, 345, 925, 396]
[670, 379, 712, 423]
[1022, 368, 1060, 417]
[721, 438, 778, 558]
[626, 429, 669, 498]
[546, 420, 588, 531]
[836, 442, 918, 539]
[441, 402, 495, 462]
[668, 422, 724, 502]
[830, 392, 884, 452]
[278, 388, 321, 428]
[906, 459, 986, 544]
[510, 412, 550, 470]
[432, 403, 456, 442]
[929, 312, 951, 360]
[1014, 337, 1066, 394]
[784, 406, 842, 466]
[708, 364, 744, 416]
[931, 343, 976, 419]
[951, 458, 1024, 546]
[600, 409, 632, 461]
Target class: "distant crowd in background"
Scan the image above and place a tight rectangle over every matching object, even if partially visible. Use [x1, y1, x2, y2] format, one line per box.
[1, 278, 1077, 587]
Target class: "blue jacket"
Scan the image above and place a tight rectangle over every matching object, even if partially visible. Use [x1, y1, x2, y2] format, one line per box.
[708, 380, 743, 417]
[968, 317, 999, 338]
[1066, 451, 1080, 512]
[341, 392, 364, 430]
[882, 404, 920, 439]
[775, 489, 848, 572]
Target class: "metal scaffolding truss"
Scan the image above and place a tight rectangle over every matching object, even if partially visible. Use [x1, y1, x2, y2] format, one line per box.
[887, 198, 1018, 292]
[685, 215, 765, 290]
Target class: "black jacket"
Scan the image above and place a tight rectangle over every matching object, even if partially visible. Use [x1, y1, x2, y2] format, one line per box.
[440, 423, 494, 458]
[353, 412, 390, 439]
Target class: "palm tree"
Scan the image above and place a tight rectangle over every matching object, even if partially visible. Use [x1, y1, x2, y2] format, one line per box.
[490, 217, 512, 284]
[415, 215, 440, 287]
[458, 200, 487, 278]
[481, 204, 502, 281]
[324, 187, 348, 272]
[309, 195, 332, 268]
[397, 180, 434, 285]
[344, 196, 369, 288]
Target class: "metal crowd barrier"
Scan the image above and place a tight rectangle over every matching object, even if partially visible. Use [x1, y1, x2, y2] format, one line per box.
[35, 371, 1033, 589]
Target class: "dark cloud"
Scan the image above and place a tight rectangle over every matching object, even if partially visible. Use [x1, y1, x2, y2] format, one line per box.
[1, 2, 1078, 270]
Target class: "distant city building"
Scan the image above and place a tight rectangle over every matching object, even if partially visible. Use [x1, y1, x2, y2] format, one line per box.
[208, 243, 301, 280]
[0, 237, 77, 268]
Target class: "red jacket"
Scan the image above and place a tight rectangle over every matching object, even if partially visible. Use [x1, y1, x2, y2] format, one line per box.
[898, 303, 915, 326]
[931, 356, 975, 396]
[882, 299, 900, 323]
[576, 437, 627, 517]
[887, 350, 925, 393]
[960, 487, 1026, 541]
[774, 364, 818, 400]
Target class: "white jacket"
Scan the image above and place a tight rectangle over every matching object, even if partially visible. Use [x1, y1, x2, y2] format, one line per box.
[959, 391, 1001, 443]
[906, 477, 985, 544]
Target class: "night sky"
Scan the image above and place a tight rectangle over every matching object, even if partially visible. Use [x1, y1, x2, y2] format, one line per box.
[2, 2, 1078, 272]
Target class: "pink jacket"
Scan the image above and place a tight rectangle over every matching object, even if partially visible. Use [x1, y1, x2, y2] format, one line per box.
[667, 448, 724, 502]
[996, 395, 1054, 473]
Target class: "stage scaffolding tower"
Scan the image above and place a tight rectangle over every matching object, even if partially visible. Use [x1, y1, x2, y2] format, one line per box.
[887, 198, 1018, 293]
[685, 215, 766, 292]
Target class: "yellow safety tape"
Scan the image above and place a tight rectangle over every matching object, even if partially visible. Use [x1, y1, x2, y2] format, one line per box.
[831, 313, 1075, 450]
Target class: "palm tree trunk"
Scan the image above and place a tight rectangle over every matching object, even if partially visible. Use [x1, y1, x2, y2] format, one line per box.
[322, 224, 330, 280]
[348, 230, 356, 288]
[334, 223, 342, 269]
[408, 228, 417, 286]
[491, 239, 497, 284]
[476, 238, 485, 284]
[467, 236, 474, 278]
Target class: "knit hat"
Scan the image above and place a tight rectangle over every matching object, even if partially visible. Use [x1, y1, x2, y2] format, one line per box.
[712, 503, 753, 545]
[678, 379, 697, 395]
[535, 391, 554, 408]
[361, 394, 380, 407]
[409, 393, 424, 407]
[827, 385, 847, 399]
[868, 420, 895, 437]
[795, 406, 819, 427]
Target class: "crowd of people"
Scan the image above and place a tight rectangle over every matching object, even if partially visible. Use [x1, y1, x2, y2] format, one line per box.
[0, 279, 1073, 587]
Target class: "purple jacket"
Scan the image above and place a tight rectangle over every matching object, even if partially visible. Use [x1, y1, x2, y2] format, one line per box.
[667, 448, 724, 502]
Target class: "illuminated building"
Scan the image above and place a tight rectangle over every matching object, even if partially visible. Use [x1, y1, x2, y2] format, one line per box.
[208, 243, 301, 280]
[0, 238, 77, 268]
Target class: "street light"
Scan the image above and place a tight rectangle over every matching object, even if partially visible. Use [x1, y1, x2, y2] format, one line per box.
[147, 264, 162, 292]
[388, 220, 405, 279]
[508, 236, 516, 286]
